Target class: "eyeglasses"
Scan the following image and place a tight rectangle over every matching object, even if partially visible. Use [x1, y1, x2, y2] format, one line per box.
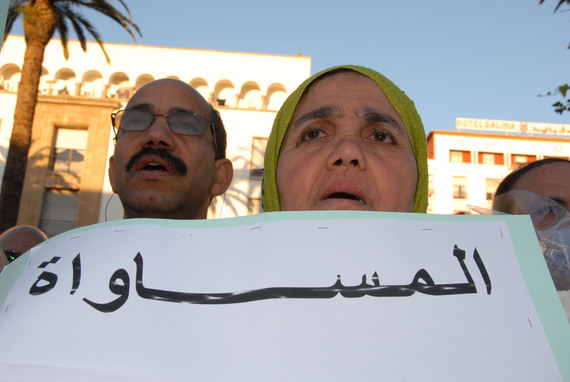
[3, 249, 22, 263]
[493, 190, 570, 232]
[111, 109, 218, 154]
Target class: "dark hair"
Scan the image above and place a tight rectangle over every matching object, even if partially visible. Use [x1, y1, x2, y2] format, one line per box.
[495, 157, 570, 197]
[210, 107, 227, 160]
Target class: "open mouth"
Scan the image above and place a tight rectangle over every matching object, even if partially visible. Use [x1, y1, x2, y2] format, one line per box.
[325, 192, 363, 202]
[126, 148, 188, 175]
[141, 162, 169, 172]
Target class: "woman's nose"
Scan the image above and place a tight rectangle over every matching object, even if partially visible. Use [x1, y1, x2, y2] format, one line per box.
[326, 136, 366, 171]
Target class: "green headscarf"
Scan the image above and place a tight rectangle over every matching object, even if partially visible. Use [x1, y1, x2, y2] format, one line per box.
[262, 65, 428, 213]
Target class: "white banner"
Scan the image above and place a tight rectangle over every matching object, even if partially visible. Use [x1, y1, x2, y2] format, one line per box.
[0, 211, 568, 381]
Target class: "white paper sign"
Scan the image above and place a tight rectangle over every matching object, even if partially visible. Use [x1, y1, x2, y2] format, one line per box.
[0, 211, 568, 381]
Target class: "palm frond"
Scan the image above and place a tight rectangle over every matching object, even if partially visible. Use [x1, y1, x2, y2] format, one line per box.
[553, 0, 570, 12]
[70, 9, 111, 63]
[67, 14, 89, 52]
[71, 0, 141, 41]
[3, 2, 26, 43]
[55, 4, 88, 50]
[47, 0, 141, 63]
[53, 11, 71, 60]
[539, 0, 570, 12]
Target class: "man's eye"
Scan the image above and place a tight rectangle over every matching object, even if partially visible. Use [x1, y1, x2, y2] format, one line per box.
[535, 205, 560, 230]
[538, 205, 556, 217]
[126, 118, 148, 129]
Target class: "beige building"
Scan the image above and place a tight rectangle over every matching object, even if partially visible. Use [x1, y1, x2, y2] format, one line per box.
[0, 34, 311, 236]
[428, 118, 570, 214]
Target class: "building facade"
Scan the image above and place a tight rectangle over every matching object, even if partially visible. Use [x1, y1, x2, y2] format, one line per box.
[3, 35, 569, 235]
[427, 118, 570, 214]
[0, 35, 311, 236]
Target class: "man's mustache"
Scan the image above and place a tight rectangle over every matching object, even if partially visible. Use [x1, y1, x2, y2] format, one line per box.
[125, 148, 187, 175]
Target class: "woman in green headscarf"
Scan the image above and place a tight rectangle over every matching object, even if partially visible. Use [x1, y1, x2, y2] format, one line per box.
[262, 65, 428, 213]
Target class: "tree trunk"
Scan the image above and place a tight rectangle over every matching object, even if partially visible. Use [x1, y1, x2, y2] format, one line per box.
[0, 0, 56, 233]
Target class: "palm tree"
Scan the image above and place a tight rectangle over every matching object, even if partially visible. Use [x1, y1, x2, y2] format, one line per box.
[0, 0, 140, 233]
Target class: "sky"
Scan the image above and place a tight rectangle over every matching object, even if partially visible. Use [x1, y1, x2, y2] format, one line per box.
[7, 0, 570, 134]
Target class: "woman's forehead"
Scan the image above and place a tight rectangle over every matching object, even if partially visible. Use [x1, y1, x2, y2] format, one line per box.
[290, 71, 404, 128]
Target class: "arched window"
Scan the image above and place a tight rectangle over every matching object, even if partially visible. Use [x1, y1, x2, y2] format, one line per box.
[107, 72, 131, 99]
[266, 83, 287, 111]
[53, 68, 77, 96]
[0, 64, 21, 92]
[213, 80, 236, 107]
[134, 74, 155, 91]
[238, 82, 262, 110]
[81, 70, 104, 97]
[190, 78, 210, 103]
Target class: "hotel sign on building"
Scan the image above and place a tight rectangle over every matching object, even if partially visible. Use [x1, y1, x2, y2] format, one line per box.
[457, 118, 570, 137]
[428, 121, 570, 214]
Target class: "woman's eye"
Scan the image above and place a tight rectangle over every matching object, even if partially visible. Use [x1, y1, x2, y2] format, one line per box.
[302, 128, 323, 141]
[371, 131, 394, 143]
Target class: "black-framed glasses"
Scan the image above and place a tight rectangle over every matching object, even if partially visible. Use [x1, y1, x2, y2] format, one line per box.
[3, 249, 22, 262]
[111, 109, 217, 154]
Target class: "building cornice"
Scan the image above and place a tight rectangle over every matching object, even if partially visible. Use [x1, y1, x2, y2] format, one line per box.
[427, 129, 570, 143]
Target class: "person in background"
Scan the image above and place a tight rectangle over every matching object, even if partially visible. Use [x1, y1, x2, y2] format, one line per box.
[262, 65, 428, 213]
[108, 78, 233, 220]
[492, 158, 570, 319]
[0, 225, 48, 272]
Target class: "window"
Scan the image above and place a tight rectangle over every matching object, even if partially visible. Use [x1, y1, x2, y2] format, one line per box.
[511, 154, 536, 165]
[450, 151, 462, 163]
[512, 155, 526, 165]
[485, 178, 500, 201]
[116, 88, 130, 99]
[453, 176, 468, 199]
[266, 90, 287, 111]
[51, 128, 88, 176]
[428, 176, 435, 198]
[481, 153, 495, 165]
[449, 150, 471, 163]
[478, 152, 504, 165]
[0, 66, 21, 92]
[216, 87, 236, 107]
[81, 71, 104, 97]
[238, 84, 262, 110]
[250, 137, 268, 179]
[39, 189, 78, 237]
[52, 69, 77, 96]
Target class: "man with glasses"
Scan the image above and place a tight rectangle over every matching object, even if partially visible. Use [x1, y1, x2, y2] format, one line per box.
[108, 78, 233, 220]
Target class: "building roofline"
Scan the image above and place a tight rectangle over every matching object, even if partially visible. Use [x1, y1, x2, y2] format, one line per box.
[5, 34, 312, 61]
[427, 129, 570, 143]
